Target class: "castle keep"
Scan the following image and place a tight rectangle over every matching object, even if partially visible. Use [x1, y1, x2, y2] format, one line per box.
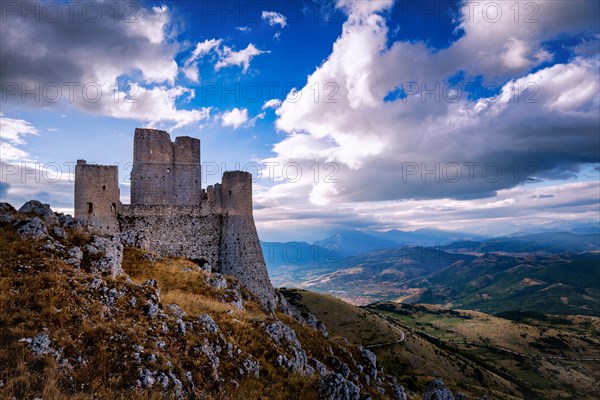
[74, 128, 275, 307]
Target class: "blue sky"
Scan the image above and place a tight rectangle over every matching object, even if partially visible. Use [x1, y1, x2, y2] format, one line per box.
[1, 0, 599, 241]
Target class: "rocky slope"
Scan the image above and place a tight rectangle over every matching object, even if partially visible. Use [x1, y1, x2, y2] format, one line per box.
[0, 201, 408, 399]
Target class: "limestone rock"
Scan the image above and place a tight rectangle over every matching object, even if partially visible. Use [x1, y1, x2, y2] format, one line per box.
[319, 372, 361, 400]
[18, 200, 58, 225]
[422, 379, 456, 400]
[240, 357, 260, 378]
[16, 217, 49, 240]
[52, 226, 68, 239]
[58, 213, 76, 228]
[266, 321, 313, 375]
[20, 332, 61, 359]
[198, 314, 219, 334]
[207, 273, 228, 290]
[265, 321, 301, 347]
[0, 202, 17, 224]
[86, 235, 123, 278]
[359, 346, 378, 380]
[67, 246, 83, 266]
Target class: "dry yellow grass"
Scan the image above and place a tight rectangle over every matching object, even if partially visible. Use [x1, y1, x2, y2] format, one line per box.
[0, 223, 396, 400]
[162, 290, 236, 315]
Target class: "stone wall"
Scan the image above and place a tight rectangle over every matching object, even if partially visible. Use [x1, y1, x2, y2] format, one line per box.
[118, 198, 275, 309]
[74, 160, 119, 233]
[118, 203, 222, 269]
[130, 128, 201, 206]
[219, 214, 275, 308]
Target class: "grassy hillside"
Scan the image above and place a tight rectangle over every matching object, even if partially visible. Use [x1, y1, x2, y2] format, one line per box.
[367, 302, 600, 400]
[281, 289, 525, 399]
[412, 253, 600, 316]
[0, 208, 405, 400]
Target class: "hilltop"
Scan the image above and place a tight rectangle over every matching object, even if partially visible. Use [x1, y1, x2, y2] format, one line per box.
[0, 201, 408, 400]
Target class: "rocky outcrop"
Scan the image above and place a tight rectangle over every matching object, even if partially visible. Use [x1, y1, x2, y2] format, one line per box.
[18, 200, 58, 225]
[2, 201, 124, 279]
[2, 201, 409, 400]
[16, 217, 49, 240]
[84, 235, 124, 278]
[319, 372, 361, 400]
[0, 202, 17, 224]
[422, 379, 458, 400]
[266, 321, 313, 375]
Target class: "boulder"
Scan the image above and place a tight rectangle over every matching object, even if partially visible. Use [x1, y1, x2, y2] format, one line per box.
[319, 372, 361, 400]
[422, 379, 456, 400]
[0, 202, 17, 224]
[86, 235, 123, 277]
[16, 217, 49, 240]
[18, 200, 58, 225]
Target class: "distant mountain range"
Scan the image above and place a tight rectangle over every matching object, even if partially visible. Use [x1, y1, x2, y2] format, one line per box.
[263, 227, 600, 315]
[410, 251, 600, 316]
[443, 231, 600, 254]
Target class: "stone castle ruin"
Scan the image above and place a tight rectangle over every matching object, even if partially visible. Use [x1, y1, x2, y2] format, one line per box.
[74, 128, 275, 307]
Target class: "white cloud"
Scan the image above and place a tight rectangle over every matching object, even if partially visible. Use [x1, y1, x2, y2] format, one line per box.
[221, 108, 249, 129]
[182, 38, 222, 82]
[0, 142, 31, 162]
[182, 39, 267, 76]
[261, 11, 287, 28]
[262, 99, 282, 110]
[221, 108, 265, 129]
[97, 85, 212, 130]
[264, 0, 600, 212]
[215, 43, 267, 73]
[0, 1, 209, 129]
[236, 26, 251, 32]
[0, 115, 73, 210]
[0, 115, 38, 145]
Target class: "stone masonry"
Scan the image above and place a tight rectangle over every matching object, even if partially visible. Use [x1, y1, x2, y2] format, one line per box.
[74, 128, 276, 308]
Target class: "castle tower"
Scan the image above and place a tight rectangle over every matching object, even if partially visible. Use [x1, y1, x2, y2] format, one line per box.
[173, 136, 201, 205]
[74, 160, 119, 233]
[130, 128, 201, 206]
[218, 171, 275, 309]
[220, 171, 253, 216]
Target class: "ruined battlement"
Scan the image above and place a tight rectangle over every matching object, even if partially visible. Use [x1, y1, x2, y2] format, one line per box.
[74, 128, 275, 309]
[131, 128, 202, 206]
[74, 160, 120, 233]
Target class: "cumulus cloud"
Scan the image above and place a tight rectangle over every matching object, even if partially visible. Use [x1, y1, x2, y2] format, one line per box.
[214, 43, 267, 73]
[262, 99, 282, 110]
[221, 108, 265, 129]
[0, 115, 39, 162]
[254, 178, 600, 241]
[221, 108, 249, 129]
[98, 85, 211, 130]
[264, 0, 600, 212]
[0, 0, 209, 130]
[0, 116, 74, 210]
[261, 11, 287, 28]
[444, 1, 600, 79]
